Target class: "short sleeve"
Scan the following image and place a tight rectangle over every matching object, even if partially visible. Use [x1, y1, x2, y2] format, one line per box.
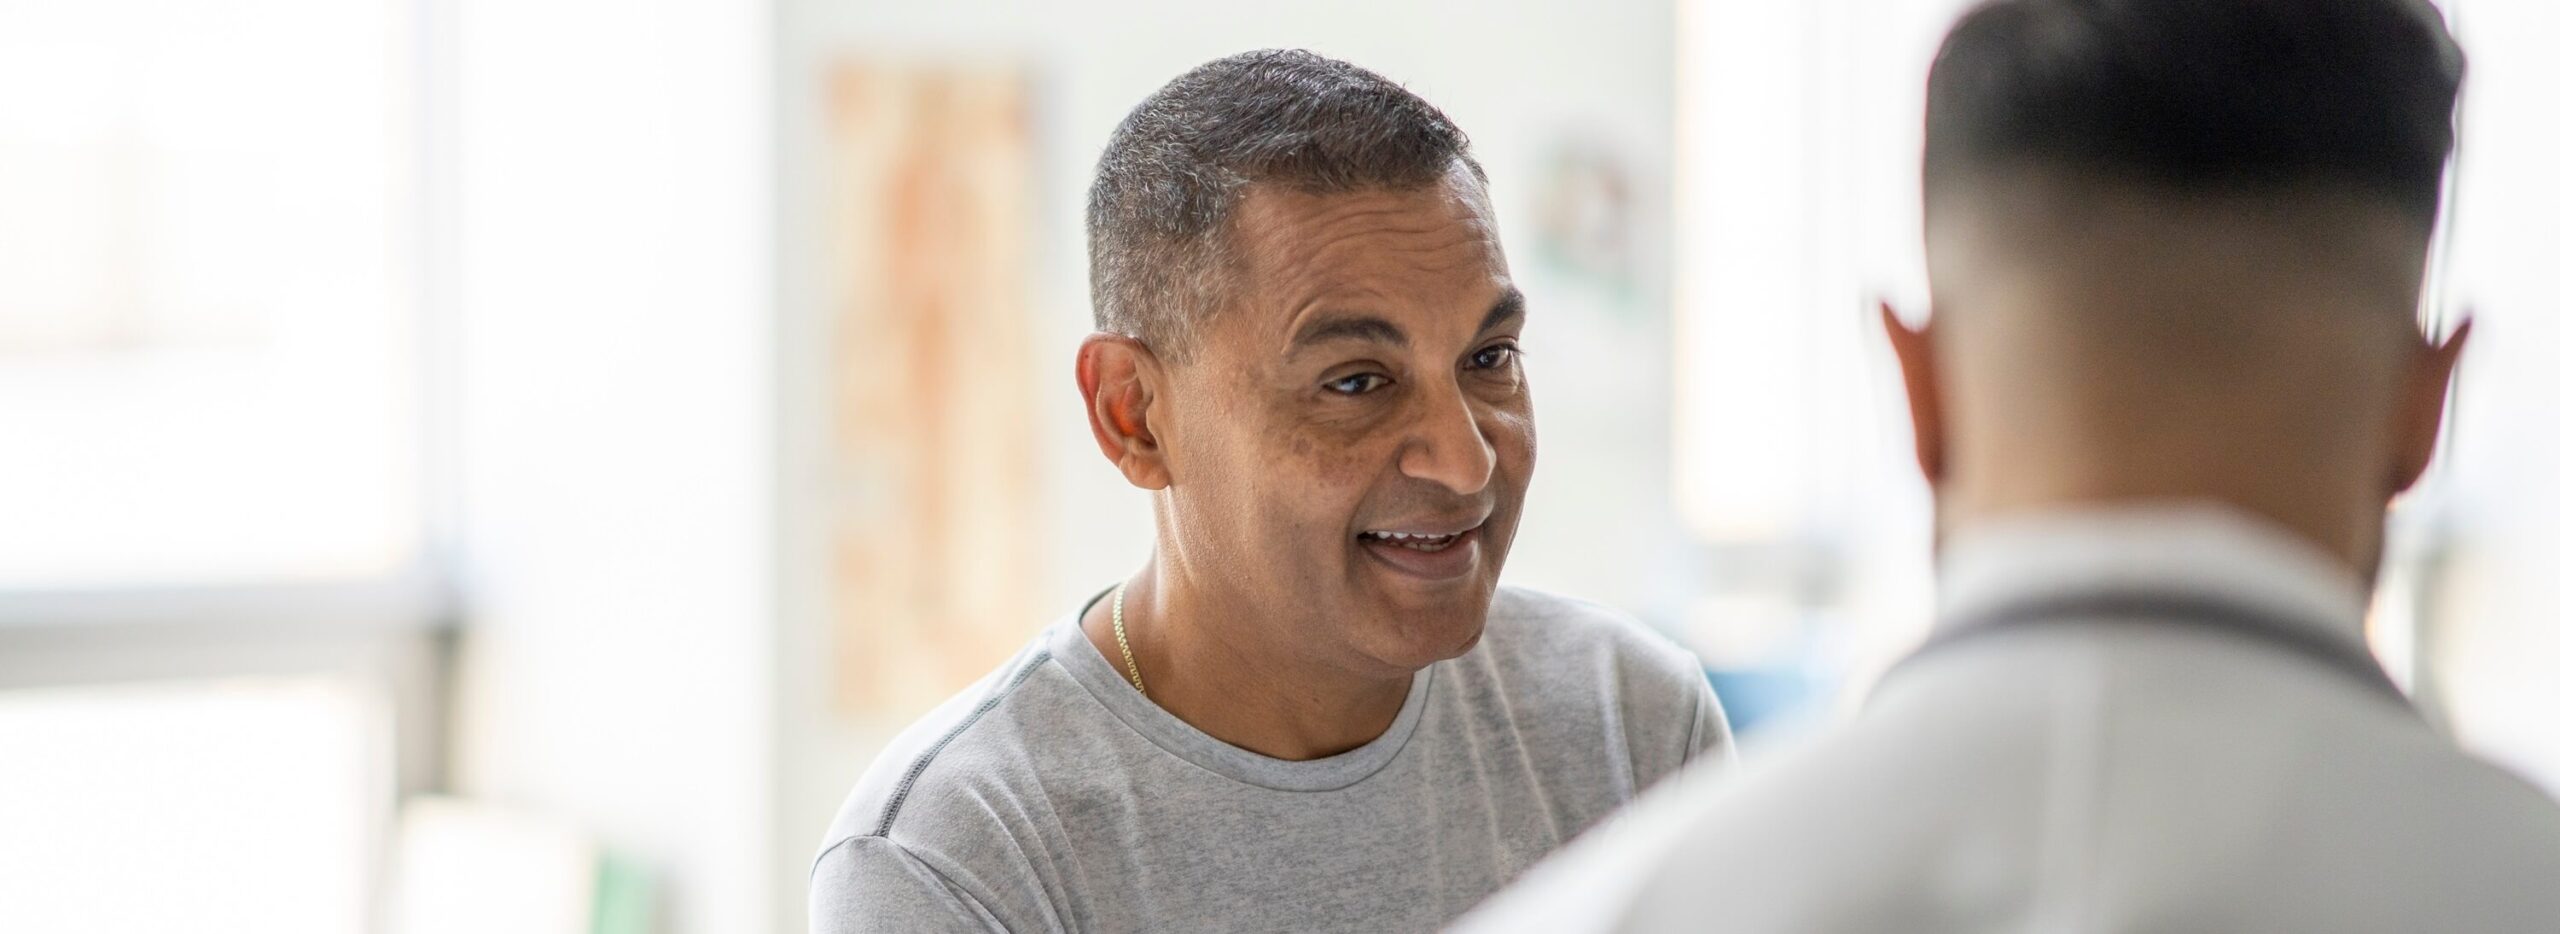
[809, 836, 1009, 934]
[1687, 673, 1737, 765]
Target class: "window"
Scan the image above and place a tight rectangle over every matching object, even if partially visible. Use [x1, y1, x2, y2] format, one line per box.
[1671, 0, 1976, 724]
[2417, 0, 2560, 793]
[0, 0, 423, 588]
[0, 677, 384, 934]
[0, 0, 439, 929]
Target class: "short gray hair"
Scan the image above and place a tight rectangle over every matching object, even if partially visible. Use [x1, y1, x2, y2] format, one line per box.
[1086, 49, 1485, 359]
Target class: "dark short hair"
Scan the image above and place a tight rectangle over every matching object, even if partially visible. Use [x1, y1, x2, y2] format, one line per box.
[1086, 49, 1485, 358]
[1924, 0, 2465, 221]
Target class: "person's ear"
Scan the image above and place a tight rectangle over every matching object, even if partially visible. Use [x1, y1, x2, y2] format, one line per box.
[1077, 333, 1174, 491]
[2387, 316, 2472, 495]
[1880, 300, 1947, 486]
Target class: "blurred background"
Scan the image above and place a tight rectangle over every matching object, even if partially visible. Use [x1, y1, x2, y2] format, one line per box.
[0, 0, 2552, 931]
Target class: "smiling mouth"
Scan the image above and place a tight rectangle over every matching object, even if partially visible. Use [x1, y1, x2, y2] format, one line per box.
[1355, 521, 1488, 582]
[1357, 529, 1469, 553]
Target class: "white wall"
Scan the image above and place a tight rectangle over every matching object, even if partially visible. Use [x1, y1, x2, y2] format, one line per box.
[443, 0, 776, 932]
[773, 1, 1680, 931]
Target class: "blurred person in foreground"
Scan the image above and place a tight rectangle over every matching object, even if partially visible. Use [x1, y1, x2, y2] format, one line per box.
[1458, 0, 2560, 931]
[809, 49, 1730, 933]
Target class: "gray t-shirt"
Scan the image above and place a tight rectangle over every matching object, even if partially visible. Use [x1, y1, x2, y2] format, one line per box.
[809, 586, 1730, 933]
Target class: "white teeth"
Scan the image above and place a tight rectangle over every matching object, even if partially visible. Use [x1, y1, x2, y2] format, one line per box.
[1363, 530, 1462, 550]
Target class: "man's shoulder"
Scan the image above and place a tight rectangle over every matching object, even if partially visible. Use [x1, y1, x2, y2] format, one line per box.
[1476, 586, 1705, 694]
[816, 632, 1087, 857]
[1458, 586, 1727, 777]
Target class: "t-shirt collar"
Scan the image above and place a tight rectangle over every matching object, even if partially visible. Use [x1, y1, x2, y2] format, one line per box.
[1935, 500, 2373, 646]
[1046, 590, 1436, 792]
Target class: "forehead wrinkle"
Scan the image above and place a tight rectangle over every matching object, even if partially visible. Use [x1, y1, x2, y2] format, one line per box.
[1250, 233, 1487, 323]
[1238, 183, 1492, 254]
[1225, 182, 1511, 357]
[1265, 217, 1485, 272]
[1278, 216, 1501, 288]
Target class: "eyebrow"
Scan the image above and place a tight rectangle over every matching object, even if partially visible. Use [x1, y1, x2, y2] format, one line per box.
[1289, 314, 1409, 351]
[1478, 288, 1526, 335]
[1286, 288, 1528, 353]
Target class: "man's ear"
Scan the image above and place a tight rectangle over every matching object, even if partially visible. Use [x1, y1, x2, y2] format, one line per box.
[1880, 300, 1947, 486]
[2387, 316, 2471, 495]
[1077, 333, 1174, 491]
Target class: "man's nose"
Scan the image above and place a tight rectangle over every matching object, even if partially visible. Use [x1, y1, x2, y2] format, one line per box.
[1397, 379, 1497, 496]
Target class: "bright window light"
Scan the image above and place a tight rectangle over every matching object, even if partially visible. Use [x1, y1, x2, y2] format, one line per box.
[0, 677, 385, 934]
[0, 0, 421, 589]
[1672, 0, 1975, 689]
[2420, 0, 2560, 795]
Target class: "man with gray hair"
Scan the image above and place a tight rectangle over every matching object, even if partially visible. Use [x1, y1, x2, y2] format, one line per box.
[810, 49, 1730, 932]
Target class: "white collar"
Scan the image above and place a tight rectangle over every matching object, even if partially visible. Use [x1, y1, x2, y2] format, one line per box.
[1936, 501, 2373, 645]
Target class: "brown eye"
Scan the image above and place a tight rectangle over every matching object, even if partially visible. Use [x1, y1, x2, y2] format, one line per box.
[1469, 344, 1519, 370]
[1326, 373, 1390, 395]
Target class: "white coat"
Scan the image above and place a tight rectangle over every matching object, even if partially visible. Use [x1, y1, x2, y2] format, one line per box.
[1455, 505, 2560, 933]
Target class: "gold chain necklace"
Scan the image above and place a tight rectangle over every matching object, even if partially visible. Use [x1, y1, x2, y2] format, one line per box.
[1111, 585, 1147, 696]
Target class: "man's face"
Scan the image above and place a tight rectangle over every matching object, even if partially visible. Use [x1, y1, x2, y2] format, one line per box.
[1158, 169, 1534, 676]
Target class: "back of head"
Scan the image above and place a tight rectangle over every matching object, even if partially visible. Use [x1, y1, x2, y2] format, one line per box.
[1926, 0, 2463, 222]
[1914, 0, 2466, 562]
[1086, 49, 1483, 361]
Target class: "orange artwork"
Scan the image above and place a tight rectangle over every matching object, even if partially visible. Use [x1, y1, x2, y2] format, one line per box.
[826, 64, 1045, 718]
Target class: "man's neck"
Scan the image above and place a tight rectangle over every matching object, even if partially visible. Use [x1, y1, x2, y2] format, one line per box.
[1943, 472, 2386, 586]
[1079, 564, 1416, 761]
